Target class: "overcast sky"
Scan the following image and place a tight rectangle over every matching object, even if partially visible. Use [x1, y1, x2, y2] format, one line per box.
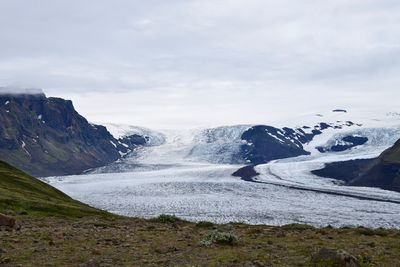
[1, 0, 400, 128]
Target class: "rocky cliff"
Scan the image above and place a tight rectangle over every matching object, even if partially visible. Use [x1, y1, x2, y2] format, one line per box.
[0, 91, 143, 176]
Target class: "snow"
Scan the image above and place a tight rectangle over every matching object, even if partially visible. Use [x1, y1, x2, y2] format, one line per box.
[44, 161, 400, 228]
[110, 140, 117, 148]
[267, 132, 286, 144]
[119, 151, 128, 157]
[4, 101, 9, 105]
[121, 143, 129, 148]
[21, 140, 31, 156]
[37, 114, 42, 120]
[103, 123, 165, 146]
[42, 110, 400, 228]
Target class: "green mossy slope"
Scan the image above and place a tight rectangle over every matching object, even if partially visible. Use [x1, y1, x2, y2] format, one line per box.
[0, 160, 106, 217]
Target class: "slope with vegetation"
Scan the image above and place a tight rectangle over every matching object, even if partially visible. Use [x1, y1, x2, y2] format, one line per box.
[0, 160, 106, 217]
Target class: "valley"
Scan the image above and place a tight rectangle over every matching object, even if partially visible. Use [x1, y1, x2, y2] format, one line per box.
[42, 110, 400, 228]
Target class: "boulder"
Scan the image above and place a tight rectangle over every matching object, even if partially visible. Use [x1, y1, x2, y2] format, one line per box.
[0, 213, 16, 228]
[311, 248, 360, 267]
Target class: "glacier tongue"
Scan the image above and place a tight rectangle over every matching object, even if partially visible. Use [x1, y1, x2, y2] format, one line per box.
[43, 111, 400, 228]
[93, 125, 251, 174]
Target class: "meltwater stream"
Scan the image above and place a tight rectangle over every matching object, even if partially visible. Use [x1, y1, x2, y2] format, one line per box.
[43, 126, 400, 228]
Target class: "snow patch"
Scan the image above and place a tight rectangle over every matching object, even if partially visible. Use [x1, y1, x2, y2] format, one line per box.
[21, 140, 31, 157]
[110, 140, 117, 148]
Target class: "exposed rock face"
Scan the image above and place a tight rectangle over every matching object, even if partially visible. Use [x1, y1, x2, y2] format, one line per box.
[239, 120, 361, 165]
[333, 109, 348, 113]
[313, 139, 400, 192]
[119, 134, 147, 148]
[240, 125, 311, 165]
[317, 135, 368, 153]
[0, 92, 144, 176]
[311, 248, 360, 267]
[232, 165, 259, 180]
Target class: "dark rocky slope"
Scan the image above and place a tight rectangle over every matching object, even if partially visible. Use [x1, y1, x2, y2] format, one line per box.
[239, 121, 357, 165]
[316, 135, 368, 153]
[0, 91, 144, 177]
[240, 125, 311, 165]
[313, 139, 400, 192]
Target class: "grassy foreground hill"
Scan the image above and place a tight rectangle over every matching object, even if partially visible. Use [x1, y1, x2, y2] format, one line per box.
[0, 160, 107, 217]
[1, 161, 400, 266]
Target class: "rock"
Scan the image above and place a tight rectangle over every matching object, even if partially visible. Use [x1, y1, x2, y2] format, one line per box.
[232, 165, 259, 180]
[333, 109, 347, 113]
[240, 125, 311, 165]
[0, 213, 16, 228]
[317, 135, 368, 153]
[0, 257, 11, 264]
[0, 248, 5, 257]
[244, 260, 265, 267]
[312, 138, 400, 193]
[311, 248, 360, 267]
[0, 92, 147, 177]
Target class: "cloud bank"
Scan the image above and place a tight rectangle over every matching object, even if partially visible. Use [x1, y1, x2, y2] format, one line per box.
[0, 0, 399, 127]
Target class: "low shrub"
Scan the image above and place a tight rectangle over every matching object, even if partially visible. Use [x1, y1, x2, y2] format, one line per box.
[151, 214, 182, 223]
[355, 227, 388, 237]
[196, 221, 214, 228]
[200, 230, 239, 247]
[281, 223, 315, 231]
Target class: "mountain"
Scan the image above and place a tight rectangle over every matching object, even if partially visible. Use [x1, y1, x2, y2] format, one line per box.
[239, 120, 359, 165]
[0, 160, 104, 217]
[312, 139, 400, 192]
[0, 91, 145, 177]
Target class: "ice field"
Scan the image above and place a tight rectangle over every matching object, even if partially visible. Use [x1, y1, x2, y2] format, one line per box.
[43, 111, 400, 228]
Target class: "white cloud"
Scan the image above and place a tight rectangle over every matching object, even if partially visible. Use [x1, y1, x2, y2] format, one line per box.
[0, 0, 400, 127]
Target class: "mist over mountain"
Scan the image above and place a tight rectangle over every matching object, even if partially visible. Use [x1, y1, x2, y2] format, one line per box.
[0, 87, 44, 95]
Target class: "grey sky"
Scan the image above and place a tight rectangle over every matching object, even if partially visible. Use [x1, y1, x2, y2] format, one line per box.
[1, 0, 400, 128]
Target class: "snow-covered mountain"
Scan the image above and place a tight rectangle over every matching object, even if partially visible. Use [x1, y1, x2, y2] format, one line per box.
[89, 109, 400, 195]
[100, 109, 400, 171]
[103, 123, 166, 146]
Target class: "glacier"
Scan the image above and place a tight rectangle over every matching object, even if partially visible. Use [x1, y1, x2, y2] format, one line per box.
[42, 110, 400, 228]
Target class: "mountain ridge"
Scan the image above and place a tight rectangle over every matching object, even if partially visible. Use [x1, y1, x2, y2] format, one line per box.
[313, 139, 400, 192]
[0, 92, 146, 176]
